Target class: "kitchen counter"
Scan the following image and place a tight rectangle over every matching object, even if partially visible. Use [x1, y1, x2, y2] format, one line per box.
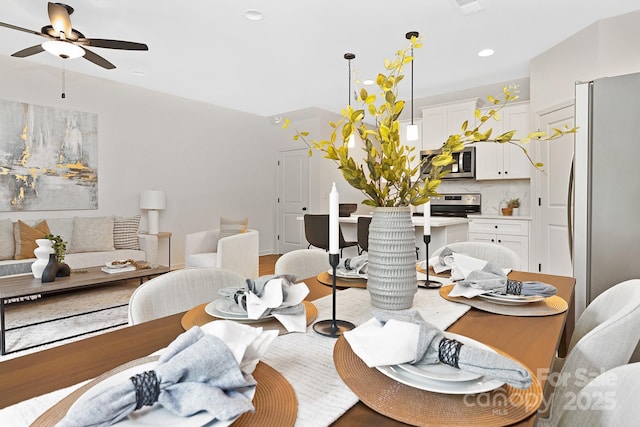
[467, 214, 532, 221]
[339, 214, 469, 227]
[338, 214, 469, 259]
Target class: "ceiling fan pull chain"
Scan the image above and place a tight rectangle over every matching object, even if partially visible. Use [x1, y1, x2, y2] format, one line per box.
[61, 66, 66, 99]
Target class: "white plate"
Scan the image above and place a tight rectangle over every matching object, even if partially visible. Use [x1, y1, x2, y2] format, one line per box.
[328, 269, 367, 280]
[105, 261, 130, 269]
[69, 362, 255, 426]
[395, 333, 486, 382]
[376, 365, 504, 395]
[477, 293, 546, 306]
[215, 299, 248, 316]
[205, 299, 273, 322]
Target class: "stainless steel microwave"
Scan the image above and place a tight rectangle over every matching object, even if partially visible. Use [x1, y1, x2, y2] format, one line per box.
[420, 146, 476, 179]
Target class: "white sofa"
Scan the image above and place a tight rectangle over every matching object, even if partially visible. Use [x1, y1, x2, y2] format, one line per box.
[184, 229, 259, 279]
[0, 216, 158, 277]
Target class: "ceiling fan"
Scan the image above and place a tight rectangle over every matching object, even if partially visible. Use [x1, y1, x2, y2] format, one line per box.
[0, 2, 148, 70]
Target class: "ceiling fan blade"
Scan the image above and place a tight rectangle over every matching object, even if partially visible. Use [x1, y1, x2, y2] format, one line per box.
[0, 21, 47, 38]
[83, 38, 148, 51]
[12, 44, 45, 58]
[48, 2, 72, 38]
[81, 47, 116, 69]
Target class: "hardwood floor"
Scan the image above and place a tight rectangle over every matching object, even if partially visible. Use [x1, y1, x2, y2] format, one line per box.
[259, 254, 279, 276]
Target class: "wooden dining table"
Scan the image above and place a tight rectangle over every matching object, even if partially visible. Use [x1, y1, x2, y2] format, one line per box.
[0, 270, 575, 426]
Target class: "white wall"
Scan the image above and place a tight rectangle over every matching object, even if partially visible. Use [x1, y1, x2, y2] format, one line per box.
[530, 10, 640, 113]
[0, 55, 281, 267]
[278, 111, 371, 216]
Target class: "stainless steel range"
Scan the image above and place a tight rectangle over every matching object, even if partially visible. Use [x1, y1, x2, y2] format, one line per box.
[427, 193, 481, 217]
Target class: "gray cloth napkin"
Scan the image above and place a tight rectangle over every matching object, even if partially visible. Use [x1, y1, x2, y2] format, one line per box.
[458, 261, 557, 297]
[337, 254, 368, 274]
[234, 274, 305, 316]
[57, 327, 255, 427]
[374, 310, 532, 389]
[438, 247, 454, 265]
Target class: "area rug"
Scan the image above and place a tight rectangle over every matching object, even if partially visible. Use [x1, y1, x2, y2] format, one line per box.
[1, 282, 138, 361]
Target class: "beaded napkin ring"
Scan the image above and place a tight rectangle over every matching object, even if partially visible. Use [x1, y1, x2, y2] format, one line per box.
[438, 338, 462, 368]
[130, 370, 160, 410]
[506, 279, 523, 295]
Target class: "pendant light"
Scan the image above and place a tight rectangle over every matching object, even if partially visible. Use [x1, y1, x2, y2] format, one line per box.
[405, 31, 419, 141]
[344, 52, 356, 148]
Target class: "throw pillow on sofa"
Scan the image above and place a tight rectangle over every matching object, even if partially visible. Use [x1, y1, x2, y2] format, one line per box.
[114, 215, 141, 250]
[70, 216, 115, 253]
[0, 218, 14, 260]
[14, 219, 51, 259]
[220, 216, 248, 238]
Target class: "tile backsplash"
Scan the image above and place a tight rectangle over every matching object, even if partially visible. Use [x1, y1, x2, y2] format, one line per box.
[435, 179, 531, 216]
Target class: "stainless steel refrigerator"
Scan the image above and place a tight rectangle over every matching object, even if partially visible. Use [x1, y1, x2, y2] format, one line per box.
[573, 73, 640, 321]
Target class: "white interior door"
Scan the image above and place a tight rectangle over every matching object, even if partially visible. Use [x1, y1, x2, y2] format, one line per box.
[533, 103, 574, 276]
[277, 149, 309, 254]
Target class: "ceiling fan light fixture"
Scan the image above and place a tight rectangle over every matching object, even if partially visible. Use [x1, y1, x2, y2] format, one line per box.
[42, 40, 84, 59]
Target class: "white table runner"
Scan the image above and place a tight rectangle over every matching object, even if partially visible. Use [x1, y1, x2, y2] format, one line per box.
[0, 287, 470, 426]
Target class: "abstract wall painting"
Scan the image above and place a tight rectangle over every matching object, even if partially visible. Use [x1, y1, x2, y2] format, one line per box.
[0, 99, 98, 211]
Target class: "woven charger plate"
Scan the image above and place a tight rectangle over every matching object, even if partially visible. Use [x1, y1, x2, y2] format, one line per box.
[33, 357, 297, 427]
[439, 285, 568, 317]
[181, 301, 318, 332]
[334, 336, 542, 427]
[317, 271, 367, 289]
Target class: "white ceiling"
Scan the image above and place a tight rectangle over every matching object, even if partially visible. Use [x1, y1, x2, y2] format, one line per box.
[1, 0, 639, 118]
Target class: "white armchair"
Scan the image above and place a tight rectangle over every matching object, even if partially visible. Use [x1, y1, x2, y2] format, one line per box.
[184, 229, 259, 279]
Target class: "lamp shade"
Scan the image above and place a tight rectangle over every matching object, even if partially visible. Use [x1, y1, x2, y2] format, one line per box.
[406, 124, 419, 141]
[139, 190, 166, 210]
[41, 40, 85, 59]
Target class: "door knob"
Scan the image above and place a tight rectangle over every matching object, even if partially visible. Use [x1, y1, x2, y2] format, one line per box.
[302, 207, 307, 211]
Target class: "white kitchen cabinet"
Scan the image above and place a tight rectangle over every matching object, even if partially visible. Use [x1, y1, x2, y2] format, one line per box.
[421, 99, 480, 150]
[399, 118, 422, 172]
[475, 102, 531, 180]
[467, 217, 530, 271]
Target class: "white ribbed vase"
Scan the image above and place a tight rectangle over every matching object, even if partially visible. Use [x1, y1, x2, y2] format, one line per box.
[367, 207, 417, 309]
[32, 238, 54, 279]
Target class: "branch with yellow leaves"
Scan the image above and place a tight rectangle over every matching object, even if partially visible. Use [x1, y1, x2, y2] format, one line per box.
[282, 36, 577, 207]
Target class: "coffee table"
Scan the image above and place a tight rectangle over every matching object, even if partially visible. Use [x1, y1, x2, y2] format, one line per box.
[0, 265, 169, 355]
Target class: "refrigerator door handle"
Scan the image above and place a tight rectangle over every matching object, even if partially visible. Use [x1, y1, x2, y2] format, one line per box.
[567, 155, 574, 262]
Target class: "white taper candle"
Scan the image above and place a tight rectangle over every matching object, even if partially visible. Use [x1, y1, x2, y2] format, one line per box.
[424, 201, 431, 236]
[329, 183, 339, 254]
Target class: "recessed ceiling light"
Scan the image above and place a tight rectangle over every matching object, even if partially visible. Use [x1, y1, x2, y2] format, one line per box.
[477, 48, 494, 57]
[132, 70, 145, 77]
[363, 79, 374, 86]
[245, 9, 264, 21]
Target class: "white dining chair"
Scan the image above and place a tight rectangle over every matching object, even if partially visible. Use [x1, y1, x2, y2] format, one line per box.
[128, 267, 247, 325]
[274, 249, 329, 280]
[557, 362, 640, 426]
[431, 241, 521, 270]
[536, 279, 640, 427]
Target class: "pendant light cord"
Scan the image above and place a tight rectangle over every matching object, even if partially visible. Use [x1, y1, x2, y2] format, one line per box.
[405, 31, 419, 126]
[410, 45, 414, 125]
[344, 53, 355, 106]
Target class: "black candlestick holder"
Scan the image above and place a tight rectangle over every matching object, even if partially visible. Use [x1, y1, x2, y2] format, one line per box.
[422, 235, 442, 288]
[313, 253, 356, 337]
